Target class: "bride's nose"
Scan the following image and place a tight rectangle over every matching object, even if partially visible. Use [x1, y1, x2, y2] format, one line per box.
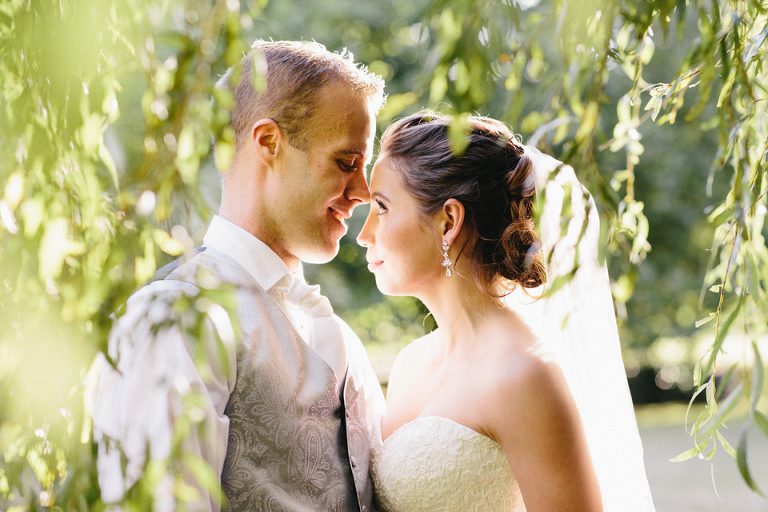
[356, 210, 375, 247]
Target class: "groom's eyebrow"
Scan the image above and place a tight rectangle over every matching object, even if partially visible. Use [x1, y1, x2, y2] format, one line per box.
[338, 148, 370, 160]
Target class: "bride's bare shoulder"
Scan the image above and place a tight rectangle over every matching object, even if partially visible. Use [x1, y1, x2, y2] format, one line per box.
[394, 329, 439, 367]
[385, 330, 440, 388]
[484, 341, 579, 441]
[484, 326, 566, 394]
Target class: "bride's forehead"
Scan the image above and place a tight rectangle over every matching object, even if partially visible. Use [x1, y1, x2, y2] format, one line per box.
[371, 154, 395, 180]
[371, 157, 413, 196]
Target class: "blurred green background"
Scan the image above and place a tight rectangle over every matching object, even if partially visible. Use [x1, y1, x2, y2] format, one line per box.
[2, 0, 767, 509]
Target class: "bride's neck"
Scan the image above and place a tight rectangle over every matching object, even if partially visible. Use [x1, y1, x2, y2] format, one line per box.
[419, 271, 505, 351]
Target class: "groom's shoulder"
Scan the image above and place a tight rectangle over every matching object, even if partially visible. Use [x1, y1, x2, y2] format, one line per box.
[111, 248, 215, 333]
[111, 279, 201, 337]
[335, 316, 372, 364]
[336, 316, 363, 347]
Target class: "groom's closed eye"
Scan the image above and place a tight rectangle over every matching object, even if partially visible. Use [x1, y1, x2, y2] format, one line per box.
[336, 159, 358, 173]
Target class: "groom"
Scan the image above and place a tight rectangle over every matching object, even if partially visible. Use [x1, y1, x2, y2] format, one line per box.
[91, 40, 386, 512]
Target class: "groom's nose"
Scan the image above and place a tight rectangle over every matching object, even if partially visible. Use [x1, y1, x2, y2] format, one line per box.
[345, 167, 371, 207]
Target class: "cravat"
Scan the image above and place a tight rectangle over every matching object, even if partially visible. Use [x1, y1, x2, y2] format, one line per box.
[272, 272, 348, 387]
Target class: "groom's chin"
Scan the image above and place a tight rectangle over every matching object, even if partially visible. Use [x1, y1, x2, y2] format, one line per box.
[299, 242, 341, 265]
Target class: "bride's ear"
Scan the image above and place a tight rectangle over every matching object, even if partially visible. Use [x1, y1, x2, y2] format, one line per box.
[438, 198, 465, 245]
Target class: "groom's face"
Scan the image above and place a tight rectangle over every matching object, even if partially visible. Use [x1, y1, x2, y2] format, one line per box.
[267, 81, 376, 265]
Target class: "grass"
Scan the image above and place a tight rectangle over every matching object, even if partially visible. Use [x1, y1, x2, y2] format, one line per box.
[635, 402, 708, 429]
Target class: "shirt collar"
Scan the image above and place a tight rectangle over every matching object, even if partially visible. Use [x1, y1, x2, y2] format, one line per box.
[203, 215, 303, 291]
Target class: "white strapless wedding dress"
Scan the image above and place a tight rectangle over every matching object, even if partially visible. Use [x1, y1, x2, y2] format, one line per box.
[370, 416, 526, 511]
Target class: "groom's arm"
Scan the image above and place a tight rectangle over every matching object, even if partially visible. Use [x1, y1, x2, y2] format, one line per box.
[90, 281, 237, 511]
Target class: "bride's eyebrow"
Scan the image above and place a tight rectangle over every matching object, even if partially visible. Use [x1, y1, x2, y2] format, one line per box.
[371, 192, 390, 203]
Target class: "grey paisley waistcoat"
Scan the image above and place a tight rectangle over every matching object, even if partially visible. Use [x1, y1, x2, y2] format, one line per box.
[156, 247, 374, 512]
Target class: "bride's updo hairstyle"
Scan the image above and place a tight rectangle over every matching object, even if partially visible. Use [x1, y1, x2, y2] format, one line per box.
[380, 110, 545, 297]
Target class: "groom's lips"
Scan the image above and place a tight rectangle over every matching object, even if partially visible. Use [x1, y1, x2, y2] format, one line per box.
[328, 207, 350, 232]
[329, 206, 351, 222]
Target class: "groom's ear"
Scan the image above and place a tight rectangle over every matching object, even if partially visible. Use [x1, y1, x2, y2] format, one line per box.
[251, 118, 282, 170]
[438, 198, 465, 246]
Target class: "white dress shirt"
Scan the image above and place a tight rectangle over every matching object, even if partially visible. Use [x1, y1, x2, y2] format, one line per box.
[89, 215, 384, 511]
[202, 216, 309, 341]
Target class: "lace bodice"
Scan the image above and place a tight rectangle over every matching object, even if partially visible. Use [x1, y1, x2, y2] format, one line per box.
[370, 416, 526, 512]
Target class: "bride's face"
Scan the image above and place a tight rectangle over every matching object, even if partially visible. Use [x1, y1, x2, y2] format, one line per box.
[357, 154, 443, 296]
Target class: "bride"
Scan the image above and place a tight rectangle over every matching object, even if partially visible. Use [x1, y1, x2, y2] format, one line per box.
[357, 111, 655, 511]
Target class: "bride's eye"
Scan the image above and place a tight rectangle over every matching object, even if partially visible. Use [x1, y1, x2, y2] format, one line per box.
[375, 199, 388, 215]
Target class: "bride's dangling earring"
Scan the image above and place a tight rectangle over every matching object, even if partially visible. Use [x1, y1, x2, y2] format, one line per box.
[441, 240, 452, 277]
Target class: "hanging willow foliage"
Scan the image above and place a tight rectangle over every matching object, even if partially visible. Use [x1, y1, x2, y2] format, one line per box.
[1, 0, 767, 509]
[414, 0, 768, 492]
[0, 0, 250, 508]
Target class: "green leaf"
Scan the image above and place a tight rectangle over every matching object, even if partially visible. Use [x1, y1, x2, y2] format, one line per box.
[705, 377, 717, 415]
[80, 113, 103, 155]
[686, 382, 708, 430]
[174, 479, 201, 503]
[715, 364, 737, 400]
[698, 382, 743, 440]
[543, 269, 577, 298]
[644, 94, 658, 115]
[651, 94, 663, 121]
[706, 203, 732, 226]
[182, 454, 224, 506]
[717, 430, 737, 459]
[454, 59, 470, 95]
[693, 357, 703, 387]
[717, 69, 737, 108]
[737, 429, 765, 495]
[38, 218, 85, 280]
[754, 411, 768, 439]
[612, 273, 634, 303]
[215, 140, 235, 172]
[693, 402, 714, 439]
[671, 441, 708, 462]
[175, 126, 199, 186]
[154, 229, 185, 256]
[377, 92, 418, 123]
[703, 296, 745, 377]
[750, 341, 764, 412]
[429, 65, 448, 104]
[702, 443, 716, 461]
[99, 144, 119, 191]
[694, 312, 716, 328]
[670, 447, 701, 462]
[617, 95, 631, 123]
[447, 113, 471, 156]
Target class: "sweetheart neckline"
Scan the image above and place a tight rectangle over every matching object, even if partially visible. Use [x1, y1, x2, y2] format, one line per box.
[381, 415, 498, 447]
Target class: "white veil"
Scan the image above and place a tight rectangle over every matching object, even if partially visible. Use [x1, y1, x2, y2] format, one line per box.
[506, 146, 655, 511]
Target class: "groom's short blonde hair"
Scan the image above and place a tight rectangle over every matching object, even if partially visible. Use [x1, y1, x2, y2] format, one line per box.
[218, 40, 385, 152]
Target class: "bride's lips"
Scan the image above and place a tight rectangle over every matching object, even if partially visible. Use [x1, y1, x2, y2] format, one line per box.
[367, 260, 382, 271]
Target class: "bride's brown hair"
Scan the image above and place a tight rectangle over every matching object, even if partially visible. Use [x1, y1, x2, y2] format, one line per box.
[379, 110, 546, 296]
